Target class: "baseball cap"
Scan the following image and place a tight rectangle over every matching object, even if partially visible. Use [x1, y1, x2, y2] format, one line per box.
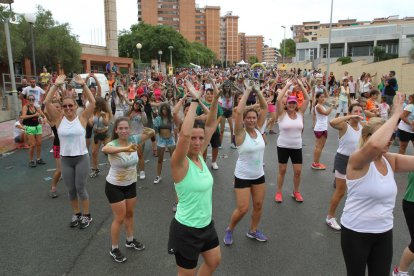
[287, 96, 298, 104]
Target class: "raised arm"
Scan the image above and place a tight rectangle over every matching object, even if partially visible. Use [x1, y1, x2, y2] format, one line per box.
[297, 78, 309, 114]
[348, 98, 403, 171]
[234, 80, 252, 143]
[170, 81, 201, 177]
[73, 75, 95, 127]
[256, 88, 269, 130]
[201, 79, 221, 153]
[44, 75, 65, 124]
[276, 79, 292, 117]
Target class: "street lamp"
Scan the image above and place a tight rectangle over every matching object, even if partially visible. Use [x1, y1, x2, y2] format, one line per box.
[158, 50, 162, 72]
[268, 38, 272, 47]
[281, 26, 286, 64]
[1, 0, 19, 118]
[24, 13, 37, 78]
[136, 43, 142, 63]
[168, 46, 173, 67]
[325, 0, 334, 93]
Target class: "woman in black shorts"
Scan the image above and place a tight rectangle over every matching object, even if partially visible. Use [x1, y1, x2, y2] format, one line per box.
[397, 94, 414, 155]
[274, 78, 309, 203]
[102, 117, 155, 263]
[168, 79, 221, 275]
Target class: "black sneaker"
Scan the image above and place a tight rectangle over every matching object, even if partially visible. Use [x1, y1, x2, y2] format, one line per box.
[79, 215, 93, 229]
[125, 239, 145, 251]
[36, 158, 46, 165]
[29, 161, 36, 167]
[110, 248, 127, 263]
[89, 168, 100, 178]
[70, 214, 81, 228]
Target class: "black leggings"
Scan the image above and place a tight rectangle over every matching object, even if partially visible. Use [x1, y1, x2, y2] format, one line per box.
[403, 200, 414, 253]
[341, 225, 393, 276]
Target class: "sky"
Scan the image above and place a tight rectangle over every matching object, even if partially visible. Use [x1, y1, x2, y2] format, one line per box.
[9, 0, 414, 48]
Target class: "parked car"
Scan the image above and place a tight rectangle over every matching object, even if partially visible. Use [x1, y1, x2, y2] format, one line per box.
[73, 73, 110, 104]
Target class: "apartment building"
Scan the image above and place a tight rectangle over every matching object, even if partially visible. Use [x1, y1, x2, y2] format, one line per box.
[263, 46, 280, 65]
[243, 35, 263, 62]
[220, 12, 239, 65]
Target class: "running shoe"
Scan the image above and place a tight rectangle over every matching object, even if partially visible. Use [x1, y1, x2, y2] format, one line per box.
[392, 267, 409, 276]
[223, 228, 233, 246]
[311, 162, 326, 170]
[79, 215, 93, 229]
[139, 171, 146, 180]
[48, 190, 58, 198]
[274, 192, 283, 203]
[231, 143, 237, 149]
[291, 192, 304, 202]
[172, 203, 177, 213]
[29, 161, 36, 168]
[218, 146, 222, 149]
[154, 176, 162, 184]
[70, 214, 81, 228]
[246, 230, 268, 242]
[211, 162, 219, 170]
[36, 158, 46, 165]
[326, 217, 341, 231]
[89, 168, 100, 178]
[125, 239, 145, 251]
[110, 248, 127, 263]
[23, 145, 30, 149]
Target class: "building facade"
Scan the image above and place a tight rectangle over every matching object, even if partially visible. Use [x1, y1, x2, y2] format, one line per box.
[243, 35, 263, 62]
[295, 22, 414, 65]
[220, 12, 239, 65]
[263, 46, 280, 66]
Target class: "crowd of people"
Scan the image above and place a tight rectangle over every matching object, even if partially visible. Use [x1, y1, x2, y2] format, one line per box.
[14, 64, 414, 276]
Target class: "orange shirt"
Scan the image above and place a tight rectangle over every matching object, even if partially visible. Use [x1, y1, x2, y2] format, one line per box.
[366, 99, 376, 111]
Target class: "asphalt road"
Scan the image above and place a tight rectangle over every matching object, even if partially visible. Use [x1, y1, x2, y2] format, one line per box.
[0, 112, 412, 276]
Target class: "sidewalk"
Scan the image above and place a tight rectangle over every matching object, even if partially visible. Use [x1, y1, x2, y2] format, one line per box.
[0, 120, 52, 155]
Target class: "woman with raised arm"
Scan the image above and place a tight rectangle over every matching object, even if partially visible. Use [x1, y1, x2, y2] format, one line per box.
[102, 117, 155, 263]
[223, 79, 268, 246]
[168, 79, 221, 276]
[311, 92, 336, 170]
[325, 104, 363, 231]
[340, 96, 414, 276]
[89, 97, 112, 178]
[274, 78, 309, 203]
[44, 74, 95, 229]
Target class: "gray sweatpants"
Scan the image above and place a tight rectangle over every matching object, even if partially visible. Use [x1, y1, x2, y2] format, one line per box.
[61, 154, 90, 201]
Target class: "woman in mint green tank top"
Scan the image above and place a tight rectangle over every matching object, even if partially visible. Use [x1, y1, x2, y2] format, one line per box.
[393, 172, 414, 275]
[168, 79, 222, 275]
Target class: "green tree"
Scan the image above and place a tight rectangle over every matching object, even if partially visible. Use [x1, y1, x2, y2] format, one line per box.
[337, 56, 352, 65]
[0, 5, 81, 73]
[279, 39, 296, 57]
[248, 56, 259, 64]
[118, 23, 217, 67]
[299, 37, 309, 43]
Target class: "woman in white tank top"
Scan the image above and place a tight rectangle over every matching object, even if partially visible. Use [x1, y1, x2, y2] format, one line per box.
[223, 80, 268, 246]
[325, 103, 363, 231]
[340, 97, 414, 276]
[274, 78, 310, 203]
[311, 92, 335, 170]
[44, 74, 96, 229]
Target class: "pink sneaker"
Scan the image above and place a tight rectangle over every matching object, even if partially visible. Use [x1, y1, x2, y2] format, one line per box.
[274, 192, 283, 203]
[292, 192, 304, 202]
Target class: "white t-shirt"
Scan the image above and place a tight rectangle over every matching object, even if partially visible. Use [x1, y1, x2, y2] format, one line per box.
[277, 112, 303, 149]
[398, 104, 414, 133]
[14, 121, 24, 138]
[22, 86, 45, 108]
[106, 136, 141, 186]
[234, 129, 265, 179]
[378, 103, 390, 121]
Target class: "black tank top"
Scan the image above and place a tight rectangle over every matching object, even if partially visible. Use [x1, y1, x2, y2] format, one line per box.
[51, 125, 60, 146]
[22, 107, 39, 127]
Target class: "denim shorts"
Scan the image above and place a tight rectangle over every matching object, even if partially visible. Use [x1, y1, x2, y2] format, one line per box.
[157, 135, 176, 148]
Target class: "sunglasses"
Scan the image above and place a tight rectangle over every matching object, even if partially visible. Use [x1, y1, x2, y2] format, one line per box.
[62, 104, 74, 108]
[28, 98, 35, 102]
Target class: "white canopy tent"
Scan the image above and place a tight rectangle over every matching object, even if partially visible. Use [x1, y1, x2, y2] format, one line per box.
[237, 60, 248, 65]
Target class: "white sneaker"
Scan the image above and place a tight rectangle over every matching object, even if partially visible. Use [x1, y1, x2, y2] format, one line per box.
[231, 143, 237, 149]
[139, 171, 146, 180]
[211, 162, 219, 170]
[326, 217, 341, 231]
[154, 176, 162, 184]
[392, 268, 409, 276]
